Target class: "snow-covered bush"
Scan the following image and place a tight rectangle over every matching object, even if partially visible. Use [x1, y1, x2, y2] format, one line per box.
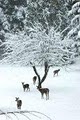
[0, 25, 75, 66]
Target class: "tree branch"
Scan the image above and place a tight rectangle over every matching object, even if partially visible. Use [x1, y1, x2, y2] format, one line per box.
[30, 62, 41, 84]
[41, 62, 50, 85]
[0, 110, 52, 120]
[30, 62, 50, 88]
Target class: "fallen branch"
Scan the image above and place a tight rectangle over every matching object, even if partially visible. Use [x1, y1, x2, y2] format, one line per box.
[0, 109, 52, 120]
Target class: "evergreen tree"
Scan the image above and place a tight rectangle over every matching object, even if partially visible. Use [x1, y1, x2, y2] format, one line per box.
[67, 0, 80, 56]
[26, 0, 69, 34]
[0, 0, 27, 32]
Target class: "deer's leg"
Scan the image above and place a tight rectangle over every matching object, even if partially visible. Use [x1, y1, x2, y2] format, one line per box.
[34, 80, 35, 85]
[46, 94, 47, 100]
[46, 92, 49, 100]
[29, 87, 30, 91]
[17, 105, 20, 109]
[19, 106, 21, 109]
[54, 73, 55, 77]
[48, 92, 49, 99]
[41, 93, 43, 99]
[24, 88, 25, 92]
[33, 80, 34, 84]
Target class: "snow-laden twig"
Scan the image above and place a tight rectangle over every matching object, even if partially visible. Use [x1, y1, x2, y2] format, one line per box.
[19, 112, 31, 120]
[29, 111, 52, 120]
[11, 112, 19, 120]
[0, 109, 52, 120]
[0, 110, 13, 120]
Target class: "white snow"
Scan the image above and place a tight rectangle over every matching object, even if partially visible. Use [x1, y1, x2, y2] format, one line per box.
[72, 2, 80, 9]
[78, 31, 80, 38]
[0, 63, 80, 120]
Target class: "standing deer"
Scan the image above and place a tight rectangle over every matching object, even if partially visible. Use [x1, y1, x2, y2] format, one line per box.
[33, 76, 37, 85]
[37, 86, 49, 100]
[22, 82, 30, 92]
[53, 69, 60, 76]
[15, 97, 22, 109]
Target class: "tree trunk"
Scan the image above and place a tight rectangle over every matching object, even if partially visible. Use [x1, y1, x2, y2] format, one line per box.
[31, 61, 50, 88]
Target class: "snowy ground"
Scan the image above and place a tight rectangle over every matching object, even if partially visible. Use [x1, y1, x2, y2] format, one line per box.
[0, 63, 80, 120]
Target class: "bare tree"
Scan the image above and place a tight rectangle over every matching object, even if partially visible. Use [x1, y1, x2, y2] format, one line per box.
[30, 61, 50, 88]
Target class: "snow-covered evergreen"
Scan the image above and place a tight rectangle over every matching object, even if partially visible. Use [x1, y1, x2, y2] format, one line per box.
[0, 0, 80, 66]
[67, 0, 80, 57]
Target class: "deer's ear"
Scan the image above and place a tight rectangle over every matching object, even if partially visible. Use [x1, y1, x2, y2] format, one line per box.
[15, 97, 17, 101]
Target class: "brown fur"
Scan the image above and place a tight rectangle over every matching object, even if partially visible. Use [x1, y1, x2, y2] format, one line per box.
[37, 86, 49, 100]
[53, 69, 60, 76]
[33, 76, 37, 85]
[15, 97, 22, 109]
[22, 82, 30, 91]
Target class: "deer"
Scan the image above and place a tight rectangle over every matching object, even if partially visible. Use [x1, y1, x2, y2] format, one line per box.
[22, 82, 30, 92]
[53, 69, 60, 76]
[33, 76, 37, 85]
[15, 97, 22, 109]
[37, 86, 49, 100]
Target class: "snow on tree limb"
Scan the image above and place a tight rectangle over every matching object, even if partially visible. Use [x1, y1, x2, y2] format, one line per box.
[0, 109, 52, 120]
[0, 24, 75, 66]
